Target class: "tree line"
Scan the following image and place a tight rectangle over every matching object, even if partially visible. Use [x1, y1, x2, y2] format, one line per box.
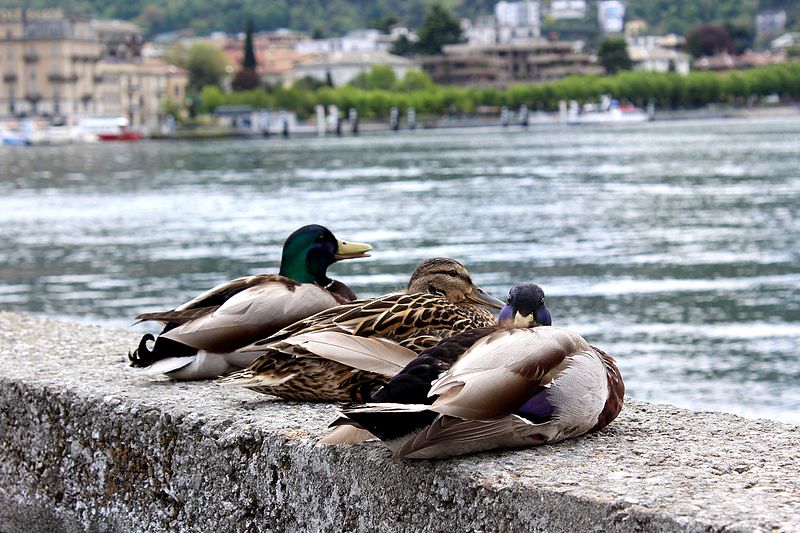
[188, 61, 800, 120]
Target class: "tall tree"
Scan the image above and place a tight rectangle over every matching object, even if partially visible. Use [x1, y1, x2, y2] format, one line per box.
[232, 19, 261, 91]
[349, 65, 398, 90]
[390, 34, 414, 57]
[598, 37, 633, 75]
[685, 24, 735, 58]
[185, 43, 229, 91]
[723, 17, 755, 54]
[243, 19, 257, 69]
[415, 4, 463, 55]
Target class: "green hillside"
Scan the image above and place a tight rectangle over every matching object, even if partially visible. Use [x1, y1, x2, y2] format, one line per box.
[4, 0, 798, 38]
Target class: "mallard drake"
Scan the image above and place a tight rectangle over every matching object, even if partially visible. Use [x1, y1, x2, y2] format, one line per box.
[323, 282, 624, 460]
[128, 224, 372, 380]
[217, 257, 505, 401]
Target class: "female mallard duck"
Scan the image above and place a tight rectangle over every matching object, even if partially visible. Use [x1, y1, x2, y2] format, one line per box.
[128, 224, 372, 380]
[217, 257, 506, 401]
[323, 282, 624, 460]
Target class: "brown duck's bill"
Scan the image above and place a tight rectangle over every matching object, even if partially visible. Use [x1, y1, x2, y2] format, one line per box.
[335, 239, 373, 260]
[468, 287, 505, 310]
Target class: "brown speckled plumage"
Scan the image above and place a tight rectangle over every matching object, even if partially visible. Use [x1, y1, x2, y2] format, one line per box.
[219, 258, 503, 401]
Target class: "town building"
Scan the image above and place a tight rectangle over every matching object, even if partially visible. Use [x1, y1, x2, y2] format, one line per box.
[296, 29, 395, 55]
[465, 1, 541, 46]
[95, 60, 187, 129]
[756, 10, 787, 41]
[598, 1, 625, 34]
[770, 32, 800, 52]
[627, 35, 691, 74]
[0, 7, 186, 130]
[549, 0, 587, 20]
[692, 51, 787, 72]
[292, 50, 416, 87]
[92, 18, 144, 61]
[421, 41, 602, 87]
[0, 8, 101, 120]
[495, 1, 541, 42]
[464, 16, 499, 47]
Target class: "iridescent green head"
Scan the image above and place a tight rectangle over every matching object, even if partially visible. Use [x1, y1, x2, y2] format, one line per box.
[278, 224, 372, 285]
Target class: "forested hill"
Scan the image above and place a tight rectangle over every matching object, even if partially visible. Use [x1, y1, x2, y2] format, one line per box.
[5, 0, 798, 37]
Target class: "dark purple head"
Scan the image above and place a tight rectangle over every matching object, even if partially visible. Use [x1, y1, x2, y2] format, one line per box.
[498, 282, 552, 326]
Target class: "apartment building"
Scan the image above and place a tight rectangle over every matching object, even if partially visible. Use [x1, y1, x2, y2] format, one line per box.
[0, 8, 186, 130]
[0, 8, 101, 120]
[422, 41, 602, 87]
[96, 61, 187, 129]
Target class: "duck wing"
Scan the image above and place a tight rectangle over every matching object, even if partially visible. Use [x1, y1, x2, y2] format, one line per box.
[275, 331, 417, 376]
[160, 279, 340, 353]
[372, 326, 497, 404]
[244, 291, 497, 351]
[428, 326, 591, 420]
[241, 293, 386, 345]
[391, 413, 542, 459]
[134, 306, 219, 326]
[134, 274, 294, 325]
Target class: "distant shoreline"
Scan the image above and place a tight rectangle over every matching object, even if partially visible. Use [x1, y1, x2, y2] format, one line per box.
[148, 104, 799, 140]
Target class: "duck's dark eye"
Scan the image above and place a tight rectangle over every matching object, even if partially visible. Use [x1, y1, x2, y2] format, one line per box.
[447, 270, 459, 277]
[507, 296, 512, 303]
[315, 235, 325, 243]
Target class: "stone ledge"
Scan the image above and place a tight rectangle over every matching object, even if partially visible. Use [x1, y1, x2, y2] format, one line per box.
[0, 311, 797, 532]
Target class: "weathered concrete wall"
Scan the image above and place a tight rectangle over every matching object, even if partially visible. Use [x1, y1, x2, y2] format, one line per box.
[0, 311, 797, 532]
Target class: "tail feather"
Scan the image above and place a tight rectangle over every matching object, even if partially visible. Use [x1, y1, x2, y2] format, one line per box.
[128, 333, 157, 367]
[134, 352, 237, 380]
[340, 403, 437, 442]
[318, 425, 375, 445]
[137, 356, 196, 376]
[128, 333, 197, 368]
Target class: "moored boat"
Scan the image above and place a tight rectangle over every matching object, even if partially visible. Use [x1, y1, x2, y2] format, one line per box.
[567, 96, 650, 125]
[79, 117, 144, 142]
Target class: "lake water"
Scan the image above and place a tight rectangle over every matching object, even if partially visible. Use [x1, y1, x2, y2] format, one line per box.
[1, 116, 799, 424]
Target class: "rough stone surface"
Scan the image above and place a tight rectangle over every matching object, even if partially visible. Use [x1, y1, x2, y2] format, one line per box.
[0, 311, 798, 532]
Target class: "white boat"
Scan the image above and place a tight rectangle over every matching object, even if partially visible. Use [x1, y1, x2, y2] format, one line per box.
[1, 118, 92, 145]
[567, 96, 650, 125]
[1, 119, 33, 145]
[78, 117, 143, 142]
